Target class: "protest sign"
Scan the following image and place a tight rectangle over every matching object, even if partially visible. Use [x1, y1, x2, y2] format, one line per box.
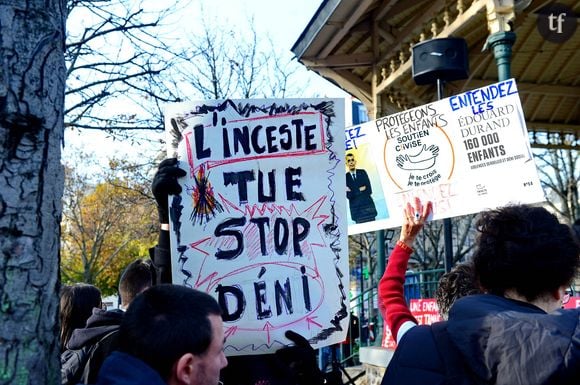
[345, 79, 545, 234]
[164, 99, 349, 355]
[381, 298, 441, 349]
[564, 296, 580, 309]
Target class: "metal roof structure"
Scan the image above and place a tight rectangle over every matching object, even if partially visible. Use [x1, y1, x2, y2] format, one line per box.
[292, 0, 580, 149]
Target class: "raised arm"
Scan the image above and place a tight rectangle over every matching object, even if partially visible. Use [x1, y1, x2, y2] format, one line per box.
[378, 198, 432, 342]
[150, 158, 186, 284]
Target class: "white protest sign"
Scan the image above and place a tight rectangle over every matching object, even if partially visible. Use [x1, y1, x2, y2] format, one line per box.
[165, 99, 349, 355]
[345, 79, 545, 234]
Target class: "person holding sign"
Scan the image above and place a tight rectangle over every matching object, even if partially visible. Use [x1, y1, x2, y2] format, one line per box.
[345, 152, 377, 224]
[150, 159, 343, 385]
[378, 198, 432, 343]
[381, 204, 580, 385]
[378, 198, 481, 344]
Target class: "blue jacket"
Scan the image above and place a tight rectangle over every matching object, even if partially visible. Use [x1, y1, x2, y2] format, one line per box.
[382, 294, 580, 385]
[94, 351, 166, 385]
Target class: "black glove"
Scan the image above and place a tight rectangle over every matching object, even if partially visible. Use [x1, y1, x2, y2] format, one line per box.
[151, 158, 186, 223]
[276, 330, 327, 385]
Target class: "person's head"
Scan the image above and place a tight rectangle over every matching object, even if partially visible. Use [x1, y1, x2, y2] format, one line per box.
[473, 204, 580, 311]
[118, 259, 154, 309]
[60, 283, 102, 350]
[436, 262, 480, 319]
[118, 284, 227, 385]
[346, 152, 356, 172]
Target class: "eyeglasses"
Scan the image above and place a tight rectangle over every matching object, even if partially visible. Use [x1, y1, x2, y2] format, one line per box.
[562, 287, 574, 305]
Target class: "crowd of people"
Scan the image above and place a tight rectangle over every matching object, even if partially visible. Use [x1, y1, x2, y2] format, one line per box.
[58, 158, 579, 385]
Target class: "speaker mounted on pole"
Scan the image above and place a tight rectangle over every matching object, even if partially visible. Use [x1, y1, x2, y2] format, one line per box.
[412, 37, 469, 85]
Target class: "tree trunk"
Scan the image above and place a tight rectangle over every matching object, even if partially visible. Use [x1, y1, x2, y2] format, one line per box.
[0, 1, 66, 384]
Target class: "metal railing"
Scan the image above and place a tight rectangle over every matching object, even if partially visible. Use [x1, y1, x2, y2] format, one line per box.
[336, 268, 445, 367]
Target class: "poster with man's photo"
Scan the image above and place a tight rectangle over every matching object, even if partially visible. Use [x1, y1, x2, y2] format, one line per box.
[346, 79, 545, 235]
[164, 99, 349, 356]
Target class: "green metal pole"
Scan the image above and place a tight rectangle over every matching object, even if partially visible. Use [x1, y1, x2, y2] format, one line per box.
[375, 229, 385, 346]
[485, 31, 516, 82]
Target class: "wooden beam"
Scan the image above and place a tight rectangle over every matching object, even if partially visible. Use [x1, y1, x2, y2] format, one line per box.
[526, 121, 580, 134]
[376, 0, 446, 65]
[314, 67, 373, 105]
[377, 25, 396, 45]
[379, 0, 430, 20]
[301, 53, 374, 68]
[376, 0, 487, 94]
[438, 0, 487, 37]
[319, 0, 375, 58]
[375, 0, 398, 21]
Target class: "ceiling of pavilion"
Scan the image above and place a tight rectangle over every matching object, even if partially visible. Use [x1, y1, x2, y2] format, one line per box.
[292, 0, 580, 149]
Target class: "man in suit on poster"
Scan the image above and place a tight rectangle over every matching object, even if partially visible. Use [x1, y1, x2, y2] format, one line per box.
[346, 152, 377, 224]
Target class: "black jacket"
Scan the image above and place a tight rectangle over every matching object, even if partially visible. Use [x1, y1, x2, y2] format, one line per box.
[61, 308, 124, 385]
[382, 294, 580, 385]
[150, 229, 172, 284]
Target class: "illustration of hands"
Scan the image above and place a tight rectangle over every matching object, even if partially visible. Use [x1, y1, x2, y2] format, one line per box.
[396, 144, 439, 170]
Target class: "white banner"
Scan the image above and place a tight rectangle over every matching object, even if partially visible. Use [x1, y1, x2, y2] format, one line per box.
[165, 99, 349, 355]
[345, 79, 545, 234]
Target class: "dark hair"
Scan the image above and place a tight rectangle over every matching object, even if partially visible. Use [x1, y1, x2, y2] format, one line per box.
[118, 259, 154, 307]
[59, 283, 102, 350]
[573, 219, 580, 240]
[473, 204, 580, 302]
[436, 263, 480, 319]
[118, 284, 222, 380]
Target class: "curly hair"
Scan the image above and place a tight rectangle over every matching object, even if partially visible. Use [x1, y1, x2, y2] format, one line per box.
[473, 204, 580, 302]
[436, 262, 480, 319]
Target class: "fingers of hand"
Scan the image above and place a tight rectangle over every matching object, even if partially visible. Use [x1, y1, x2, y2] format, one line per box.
[153, 161, 186, 197]
[424, 201, 434, 218]
[158, 158, 178, 169]
[158, 166, 187, 179]
[404, 198, 434, 223]
[404, 202, 414, 222]
[412, 197, 422, 223]
[284, 330, 311, 348]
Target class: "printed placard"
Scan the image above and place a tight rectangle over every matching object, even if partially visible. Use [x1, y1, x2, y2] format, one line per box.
[381, 298, 441, 349]
[165, 99, 349, 355]
[345, 79, 545, 234]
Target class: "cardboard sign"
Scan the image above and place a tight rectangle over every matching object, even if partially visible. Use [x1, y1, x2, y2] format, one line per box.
[563, 296, 580, 309]
[345, 79, 545, 234]
[382, 298, 441, 349]
[165, 99, 349, 355]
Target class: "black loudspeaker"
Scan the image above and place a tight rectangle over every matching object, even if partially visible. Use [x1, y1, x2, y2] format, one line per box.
[412, 37, 469, 85]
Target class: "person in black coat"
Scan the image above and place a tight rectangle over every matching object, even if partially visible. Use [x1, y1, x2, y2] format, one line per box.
[345, 152, 377, 224]
[382, 204, 580, 385]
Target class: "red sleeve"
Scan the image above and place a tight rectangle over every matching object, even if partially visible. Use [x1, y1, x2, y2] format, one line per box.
[378, 242, 418, 338]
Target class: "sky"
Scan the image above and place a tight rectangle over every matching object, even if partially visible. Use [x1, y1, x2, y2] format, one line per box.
[181, 0, 348, 98]
[64, 0, 349, 165]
